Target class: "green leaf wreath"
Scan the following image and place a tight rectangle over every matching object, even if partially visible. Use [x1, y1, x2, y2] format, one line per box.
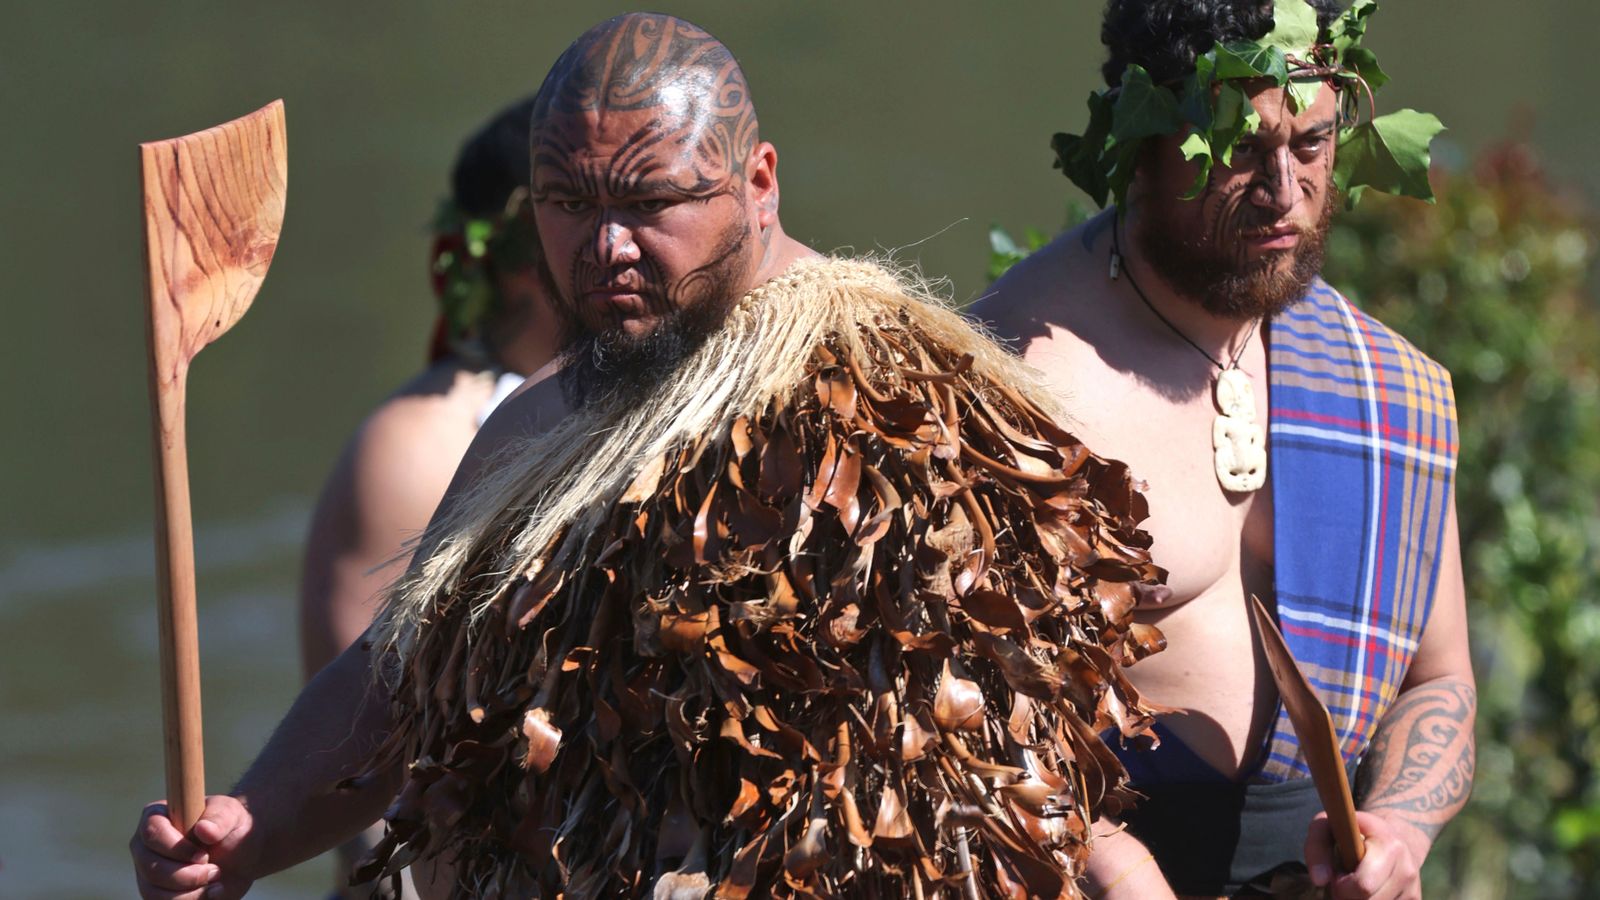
[1052, 0, 1444, 210]
[429, 187, 542, 357]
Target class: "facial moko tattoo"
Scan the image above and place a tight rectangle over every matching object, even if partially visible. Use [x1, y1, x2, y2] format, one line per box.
[1055, 0, 1444, 211]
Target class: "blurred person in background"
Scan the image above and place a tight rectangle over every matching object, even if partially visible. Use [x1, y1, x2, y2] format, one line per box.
[296, 96, 560, 899]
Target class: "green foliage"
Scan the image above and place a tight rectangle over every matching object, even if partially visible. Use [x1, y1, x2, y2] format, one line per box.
[990, 143, 1600, 897]
[1342, 46, 1389, 92]
[1052, 93, 1115, 208]
[986, 200, 1094, 283]
[1330, 0, 1379, 53]
[1052, 0, 1442, 211]
[986, 226, 1051, 285]
[1110, 65, 1181, 142]
[429, 200, 498, 343]
[1213, 41, 1289, 83]
[1261, 0, 1321, 52]
[428, 191, 541, 357]
[1333, 110, 1446, 207]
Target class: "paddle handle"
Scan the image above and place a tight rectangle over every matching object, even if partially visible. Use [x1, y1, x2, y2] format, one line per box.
[1335, 805, 1367, 873]
[147, 374, 207, 829]
[1307, 733, 1366, 873]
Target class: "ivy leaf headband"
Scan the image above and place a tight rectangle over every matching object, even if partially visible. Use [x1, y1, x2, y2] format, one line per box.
[429, 187, 541, 353]
[1054, 0, 1444, 210]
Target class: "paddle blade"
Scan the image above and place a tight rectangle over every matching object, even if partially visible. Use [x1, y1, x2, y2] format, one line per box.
[140, 99, 286, 380]
[137, 100, 286, 829]
[1250, 595, 1366, 872]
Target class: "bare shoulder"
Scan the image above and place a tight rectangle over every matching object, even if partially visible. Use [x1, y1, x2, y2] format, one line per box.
[338, 364, 494, 522]
[968, 214, 1111, 356]
[969, 237, 1070, 349]
[300, 362, 496, 666]
[454, 369, 571, 487]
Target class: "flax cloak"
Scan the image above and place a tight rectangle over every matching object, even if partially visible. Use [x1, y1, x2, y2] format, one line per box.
[357, 257, 1169, 898]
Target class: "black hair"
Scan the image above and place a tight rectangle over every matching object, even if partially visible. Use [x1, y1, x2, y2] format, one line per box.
[449, 96, 537, 219]
[1100, 0, 1345, 87]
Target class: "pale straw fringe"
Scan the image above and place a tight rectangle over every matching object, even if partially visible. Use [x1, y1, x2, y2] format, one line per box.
[372, 255, 1063, 663]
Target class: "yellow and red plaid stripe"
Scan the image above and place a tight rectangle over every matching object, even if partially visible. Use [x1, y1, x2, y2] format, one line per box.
[1259, 279, 1458, 782]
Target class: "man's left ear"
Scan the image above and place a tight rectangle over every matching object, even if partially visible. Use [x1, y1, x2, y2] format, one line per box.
[746, 141, 780, 228]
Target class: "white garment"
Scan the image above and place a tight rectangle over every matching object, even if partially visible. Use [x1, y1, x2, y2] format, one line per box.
[474, 358, 561, 428]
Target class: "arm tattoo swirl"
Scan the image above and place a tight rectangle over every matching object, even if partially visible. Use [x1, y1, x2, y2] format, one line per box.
[1355, 677, 1477, 841]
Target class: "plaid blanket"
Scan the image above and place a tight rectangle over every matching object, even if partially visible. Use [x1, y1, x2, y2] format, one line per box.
[1260, 279, 1458, 782]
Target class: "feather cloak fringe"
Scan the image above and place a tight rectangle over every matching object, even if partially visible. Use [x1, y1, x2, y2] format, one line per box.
[355, 257, 1169, 898]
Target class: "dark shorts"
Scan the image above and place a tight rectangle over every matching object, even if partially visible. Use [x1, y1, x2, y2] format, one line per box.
[1108, 723, 1359, 896]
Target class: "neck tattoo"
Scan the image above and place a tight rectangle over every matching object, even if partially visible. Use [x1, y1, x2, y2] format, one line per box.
[1111, 222, 1268, 494]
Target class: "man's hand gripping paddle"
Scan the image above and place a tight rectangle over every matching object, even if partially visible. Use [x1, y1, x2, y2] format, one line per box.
[1250, 595, 1367, 874]
[140, 100, 287, 830]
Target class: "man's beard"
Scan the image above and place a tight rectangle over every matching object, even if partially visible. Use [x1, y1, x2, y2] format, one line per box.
[1137, 184, 1335, 321]
[557, 218, 751, 410]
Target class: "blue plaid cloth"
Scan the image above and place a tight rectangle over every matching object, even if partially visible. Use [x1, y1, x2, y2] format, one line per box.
[1259, 279, 1458, 782]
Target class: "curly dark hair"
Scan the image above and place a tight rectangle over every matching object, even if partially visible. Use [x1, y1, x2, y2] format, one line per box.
[449, 96, 536, 220]
[1101, 0, 1345, 87]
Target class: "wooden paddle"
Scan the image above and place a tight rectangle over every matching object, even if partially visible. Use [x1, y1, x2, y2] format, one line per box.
[140, 100, 287, 830]
[1249, 595, 1366, 874]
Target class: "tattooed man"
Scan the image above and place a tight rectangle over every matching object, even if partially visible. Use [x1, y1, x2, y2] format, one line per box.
[129, 16, 805, 899]
[135, 14, 1170, 899]
[976, 1, 1475, 898]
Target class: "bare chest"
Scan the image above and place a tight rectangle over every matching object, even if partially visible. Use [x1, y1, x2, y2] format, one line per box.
[1030, 338, 1274, 603]
[1024, 331, 1279, 776]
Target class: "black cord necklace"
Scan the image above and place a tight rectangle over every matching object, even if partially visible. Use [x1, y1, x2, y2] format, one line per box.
[1110, 220, 1258, 373]
[1108, 219, 1268, 493]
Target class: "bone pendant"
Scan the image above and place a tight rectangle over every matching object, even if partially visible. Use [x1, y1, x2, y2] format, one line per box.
[1213, 368, 1266, 493]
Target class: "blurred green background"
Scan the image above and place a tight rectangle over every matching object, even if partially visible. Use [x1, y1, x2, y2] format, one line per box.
[1, 2, 1595, 897]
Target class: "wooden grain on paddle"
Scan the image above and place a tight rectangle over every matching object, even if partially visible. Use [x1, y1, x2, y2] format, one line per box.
[1250, 595, 1366, 873]
[140, 99, 286, 829]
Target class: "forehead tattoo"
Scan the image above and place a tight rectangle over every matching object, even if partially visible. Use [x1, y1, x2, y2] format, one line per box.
[531, 14, 760, 199]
